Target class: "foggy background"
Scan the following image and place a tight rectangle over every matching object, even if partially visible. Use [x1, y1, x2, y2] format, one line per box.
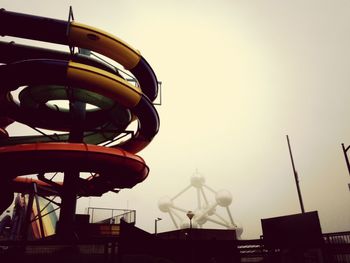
[2, 0, 350, 239]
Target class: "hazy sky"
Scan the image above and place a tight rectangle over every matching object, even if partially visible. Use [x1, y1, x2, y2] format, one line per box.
[2, 0, 350, 239]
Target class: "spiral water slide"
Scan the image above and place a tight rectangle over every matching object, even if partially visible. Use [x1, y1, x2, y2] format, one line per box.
[0, 9, 160, 220]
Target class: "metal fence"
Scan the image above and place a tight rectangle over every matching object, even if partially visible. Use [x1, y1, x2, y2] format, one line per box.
[324, 231, 350, 263]
[86, 207, 136, 225]
[236, 231, 350, 263]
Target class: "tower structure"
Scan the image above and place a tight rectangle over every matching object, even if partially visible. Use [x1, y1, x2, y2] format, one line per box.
[158, 171, 243, 238]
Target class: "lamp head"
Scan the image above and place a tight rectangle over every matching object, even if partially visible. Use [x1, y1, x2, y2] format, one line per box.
[186, 210, 195, 220]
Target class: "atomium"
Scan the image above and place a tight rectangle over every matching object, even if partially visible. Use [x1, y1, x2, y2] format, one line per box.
[158, 170, 243, 238]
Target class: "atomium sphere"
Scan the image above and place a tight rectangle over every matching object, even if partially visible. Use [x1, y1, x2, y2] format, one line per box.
[180, 220, 190, 229]
[207, 205, 216, 216]
[194, 210, 208, 225]
[158, 196, 173, 212]
[190, 173, 205, 188]
[205, 203, 216, 216]
[180, 219, 198, 229]
[215, 189, 232, 207]
[235, 225, 244, 239]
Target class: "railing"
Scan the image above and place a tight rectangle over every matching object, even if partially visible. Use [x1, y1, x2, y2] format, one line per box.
[86, 207, 136, 225]
[324, 231, 350, 244]
[236, 239, 266, 262]
[236, 232, 350, 263]
[324, 231, 350, 263]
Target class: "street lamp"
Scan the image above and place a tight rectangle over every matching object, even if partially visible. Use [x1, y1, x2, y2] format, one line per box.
[186, 210, 194, 230]
[186, 211, 195, 263]
[154, 217, 162, 235]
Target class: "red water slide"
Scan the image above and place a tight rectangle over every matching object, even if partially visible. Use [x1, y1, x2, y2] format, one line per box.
[0, 9, 160, 228]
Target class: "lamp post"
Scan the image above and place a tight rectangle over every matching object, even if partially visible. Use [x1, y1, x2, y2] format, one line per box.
[186, 211, 195, 263]
[154, 217, 162, 236]
[186, 210, 194, 229]
[186, 210, 195, 238]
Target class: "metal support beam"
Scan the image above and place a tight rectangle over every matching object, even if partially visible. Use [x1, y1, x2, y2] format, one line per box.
[22, 188, 34, 241]
[58, 96, 86, 240]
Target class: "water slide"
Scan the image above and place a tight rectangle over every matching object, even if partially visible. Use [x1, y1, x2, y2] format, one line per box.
[0, 9, 160, 221]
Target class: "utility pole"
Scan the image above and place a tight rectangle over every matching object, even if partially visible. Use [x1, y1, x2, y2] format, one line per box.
[341, 143, 350, 176]
[154, 217, 162, 236]
[341, 143, 350, 191]
[286, 135, 305, 214]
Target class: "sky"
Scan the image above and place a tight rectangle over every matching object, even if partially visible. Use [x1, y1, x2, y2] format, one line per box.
[2, 0, 350, 239]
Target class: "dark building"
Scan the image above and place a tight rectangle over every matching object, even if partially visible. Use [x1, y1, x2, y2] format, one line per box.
[118, 220, 239, 263]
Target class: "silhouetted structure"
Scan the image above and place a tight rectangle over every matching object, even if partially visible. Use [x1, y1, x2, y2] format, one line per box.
[118, 219, 239, 263]
[261, 211, 325, 262]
